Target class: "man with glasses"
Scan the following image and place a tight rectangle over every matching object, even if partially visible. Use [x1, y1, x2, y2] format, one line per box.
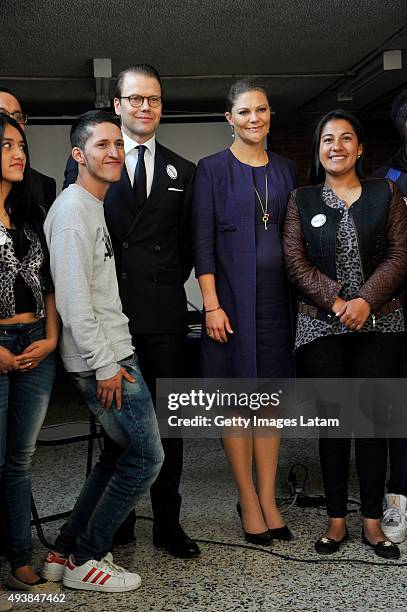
[64, 64, 199, 559]
[0, 87, 56, 210]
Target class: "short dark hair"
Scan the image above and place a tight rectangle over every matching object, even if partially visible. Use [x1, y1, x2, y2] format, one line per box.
[114, 64, 162, 99]
[225, 78, 270, 113]
[0, 87, 13, 95]
[70, 110, 121, 149]
[309, 109, 365, 184]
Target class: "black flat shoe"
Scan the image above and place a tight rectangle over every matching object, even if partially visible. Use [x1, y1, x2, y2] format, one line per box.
[236, 502, 272, 546]
[361, 530, 400, 560]
[269, 525, 294, 541]
[314, 528, 349, 555]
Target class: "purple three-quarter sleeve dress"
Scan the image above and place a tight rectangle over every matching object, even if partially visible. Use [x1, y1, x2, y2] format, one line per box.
[192, 148, 297, 378]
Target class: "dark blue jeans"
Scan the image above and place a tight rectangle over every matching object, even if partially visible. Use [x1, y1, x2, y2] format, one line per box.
[54, 355, 164, 565]
[0, 319, 55, 570]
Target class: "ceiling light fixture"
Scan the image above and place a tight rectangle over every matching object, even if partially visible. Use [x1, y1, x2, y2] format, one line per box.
[93, 58, 112, 109]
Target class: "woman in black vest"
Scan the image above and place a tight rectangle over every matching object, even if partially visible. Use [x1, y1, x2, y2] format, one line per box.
[283, 109, 407, 559]
[0, 114, 59, 604]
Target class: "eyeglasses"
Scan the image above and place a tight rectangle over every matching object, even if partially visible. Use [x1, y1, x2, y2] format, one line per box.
[119, 95, 162, 108]
[0, 109, 28, 124]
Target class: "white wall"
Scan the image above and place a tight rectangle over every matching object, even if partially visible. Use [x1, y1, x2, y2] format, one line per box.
[157, 122, 231, 164]
[26, 121, 232, 309]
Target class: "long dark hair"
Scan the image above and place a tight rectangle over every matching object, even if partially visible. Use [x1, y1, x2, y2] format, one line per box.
[309, 109, 365, 185]
[0, 113, 45, 238]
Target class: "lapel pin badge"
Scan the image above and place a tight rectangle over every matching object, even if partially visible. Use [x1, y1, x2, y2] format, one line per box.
[0, 231, 7, 246]
[166, 164, 178, 179]
[311, 214, 326, 228]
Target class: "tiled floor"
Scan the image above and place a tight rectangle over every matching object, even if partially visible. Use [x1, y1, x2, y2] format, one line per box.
[2, 380, 407, 612]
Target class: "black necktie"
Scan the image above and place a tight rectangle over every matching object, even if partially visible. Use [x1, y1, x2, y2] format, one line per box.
[133, 145, 147, 206]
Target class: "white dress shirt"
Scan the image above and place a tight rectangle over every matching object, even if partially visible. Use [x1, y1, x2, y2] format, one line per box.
[123, 132, 156, 198]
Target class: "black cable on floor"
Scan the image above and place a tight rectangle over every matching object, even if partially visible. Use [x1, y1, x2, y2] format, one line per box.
[135, 515, 407, 568]
[285, 462, 362, 510]
[191, 538, 407, 568]
[134, 462, 396, 567]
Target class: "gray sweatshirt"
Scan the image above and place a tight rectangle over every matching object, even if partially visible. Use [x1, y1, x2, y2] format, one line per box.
[44, 184, 133, 379]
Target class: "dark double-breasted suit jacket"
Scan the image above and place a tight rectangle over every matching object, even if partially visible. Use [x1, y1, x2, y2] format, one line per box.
[64, 142, 195, 335]
[31, 168, 56, 211]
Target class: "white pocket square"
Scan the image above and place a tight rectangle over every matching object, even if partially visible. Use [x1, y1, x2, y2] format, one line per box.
[168, 187, 184, 192]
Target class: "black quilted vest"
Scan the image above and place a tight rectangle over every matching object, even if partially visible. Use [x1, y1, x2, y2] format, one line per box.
[294, 179, 391, 306]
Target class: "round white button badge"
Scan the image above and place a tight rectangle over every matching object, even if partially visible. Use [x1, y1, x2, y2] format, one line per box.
[311, 214, 327, 228]
[166, 164, 178, 179]
[0, 232, 7, 246]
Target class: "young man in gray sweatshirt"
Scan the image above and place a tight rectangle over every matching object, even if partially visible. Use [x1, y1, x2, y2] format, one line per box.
[43, 110, 164, 593]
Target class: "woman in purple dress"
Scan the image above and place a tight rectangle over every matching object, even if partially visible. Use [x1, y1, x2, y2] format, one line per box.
[192, 79, 296, 544]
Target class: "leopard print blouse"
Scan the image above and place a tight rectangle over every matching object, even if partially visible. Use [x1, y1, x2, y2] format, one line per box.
[0, 220, 54, 318]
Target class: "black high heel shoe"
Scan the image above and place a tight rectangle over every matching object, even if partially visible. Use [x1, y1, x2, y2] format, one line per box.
[236, 502, 272, 546]
[268, 525, 294, 541]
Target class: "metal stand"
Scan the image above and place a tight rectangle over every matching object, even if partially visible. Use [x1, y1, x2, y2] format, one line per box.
[31, 416, 102, 549]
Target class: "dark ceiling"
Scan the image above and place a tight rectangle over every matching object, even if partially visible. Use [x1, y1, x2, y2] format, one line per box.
[1, 0, 407, 123]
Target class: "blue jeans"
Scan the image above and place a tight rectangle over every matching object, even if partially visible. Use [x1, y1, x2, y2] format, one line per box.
[55, 355, 164, 565]
[0, 319, 55, 570]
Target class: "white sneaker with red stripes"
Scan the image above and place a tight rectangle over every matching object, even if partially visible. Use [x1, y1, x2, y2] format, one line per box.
[42, 551, 68, 582]
[62, 553, 141, 592]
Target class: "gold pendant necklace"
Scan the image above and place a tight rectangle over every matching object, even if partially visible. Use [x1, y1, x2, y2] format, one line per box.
[253, 152, 269, 230]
